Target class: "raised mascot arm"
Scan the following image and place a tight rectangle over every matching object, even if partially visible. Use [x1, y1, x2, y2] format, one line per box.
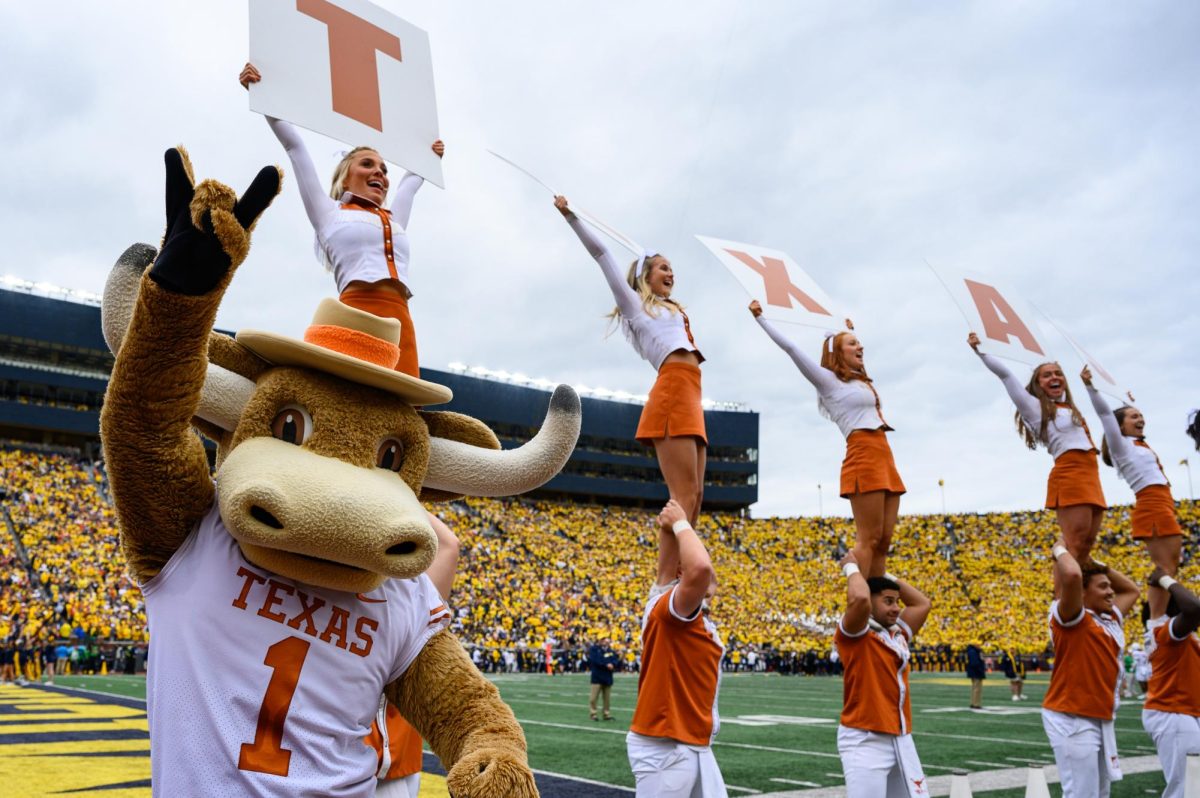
[100, 147, 280, 582]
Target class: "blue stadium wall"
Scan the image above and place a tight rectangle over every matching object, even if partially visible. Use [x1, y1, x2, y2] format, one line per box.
[0, 289, 758, 510]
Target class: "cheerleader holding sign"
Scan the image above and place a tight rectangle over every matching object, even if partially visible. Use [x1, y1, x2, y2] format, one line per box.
[554, 197, 707, 561]
[969, 333, 1105, 563]
[750, 302, 905, 578]
[1083, 368, 1185, 619]
[240, 63, 442, 378]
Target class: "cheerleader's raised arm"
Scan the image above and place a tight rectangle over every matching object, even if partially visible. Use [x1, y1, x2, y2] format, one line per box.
[1083, 379, 1134, 465]
[971, 342, 1042, 432]
[751, 309, 842, 395]
[557, 201, 643, 320]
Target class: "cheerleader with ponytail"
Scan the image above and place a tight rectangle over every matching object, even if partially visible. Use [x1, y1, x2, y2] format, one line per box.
[1083, 368, 1184, 618]
[554, 196, 707, 572]
[750, 301, 904, 578]
[968, 333, 1105, 563]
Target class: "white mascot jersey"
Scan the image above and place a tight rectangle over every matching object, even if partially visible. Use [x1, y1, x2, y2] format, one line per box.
[142, 502, 451, 797]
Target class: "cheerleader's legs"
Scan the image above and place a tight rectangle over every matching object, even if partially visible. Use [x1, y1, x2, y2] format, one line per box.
[1145, 534, 1183, 618]
[1055, 504, 1104, 564]
[848, 491, 901, 578]
[652, 436, 708, 578]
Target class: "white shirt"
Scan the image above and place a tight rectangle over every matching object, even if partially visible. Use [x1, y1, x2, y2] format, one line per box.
[142, 502, 450, 797]
[267, 117, 424, 295]
[756, 315, 891, 439]
[566, 216, 703, 371]
[977, 352, 1094, 458]
[1085, 384, 1169, 494]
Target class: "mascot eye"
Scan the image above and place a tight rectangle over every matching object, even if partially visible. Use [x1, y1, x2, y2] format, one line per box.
[270, 406, 312, 445]
[376, 439, 405, 472]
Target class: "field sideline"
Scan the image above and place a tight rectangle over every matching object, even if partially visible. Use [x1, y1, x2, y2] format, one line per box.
[0, 672, 1169, 797]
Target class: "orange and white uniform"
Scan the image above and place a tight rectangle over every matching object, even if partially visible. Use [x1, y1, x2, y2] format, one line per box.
[1086, 384, 1183, 538]
[1041, 600, 1124, 798]
[564, 216, 707, 444]
[835, 618, 927, 798]
[626, 582, 727, 798]
[1141, 615, 1200, 798]
[266, 118, 425, 295]
[978, 352, 1106, 509]
[141, 503, 451, 797]
[755, 315, 905, 498]
[565, 217, 703, 371]
[266, 117, 425, 377]
[365, 698, 423, 798]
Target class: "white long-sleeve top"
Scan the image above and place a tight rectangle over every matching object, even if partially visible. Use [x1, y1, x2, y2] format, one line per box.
[1085, 384, 1168, 494]
[565, 215, 702, 370]
[755, 315, 891, 439]
[267, 117, 424, 295]
[976, 351, 1094, 458]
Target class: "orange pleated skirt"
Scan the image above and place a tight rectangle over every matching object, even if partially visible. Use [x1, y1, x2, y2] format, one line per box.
[1132, 484, 1182, 539]
[636, 362, 707, 444]
[840, 429, 906, 498]
[339, 286, 419, 378]
[1045, 449, 1106, 509]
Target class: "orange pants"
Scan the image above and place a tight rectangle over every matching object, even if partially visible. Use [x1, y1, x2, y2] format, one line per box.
[339, 286, 419, 378]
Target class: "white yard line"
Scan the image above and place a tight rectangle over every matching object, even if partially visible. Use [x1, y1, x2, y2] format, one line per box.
[754, 754, 1164, 797]
[530, 767, 635, 793]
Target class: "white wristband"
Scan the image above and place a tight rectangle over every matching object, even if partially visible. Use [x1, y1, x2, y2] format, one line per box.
[1052, 545, 1069, 560]
[843, 563, 861, 579]
[1158, 575, 1178, 591]
[671, 519, 693, 535]
[884, 572, 899, 583]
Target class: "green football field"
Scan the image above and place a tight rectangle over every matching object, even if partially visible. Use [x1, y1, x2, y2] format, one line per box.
[2, 671, 1170, 796]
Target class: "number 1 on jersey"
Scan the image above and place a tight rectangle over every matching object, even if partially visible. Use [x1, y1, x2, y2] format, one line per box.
[239, 636, 311, 776]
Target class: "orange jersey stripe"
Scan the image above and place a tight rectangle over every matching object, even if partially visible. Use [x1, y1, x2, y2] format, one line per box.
[630, 586, 724, 746]
[1042, 604, 1122, 719]
[1145, 619, 1200, 717]
[835, 621, 912, 736]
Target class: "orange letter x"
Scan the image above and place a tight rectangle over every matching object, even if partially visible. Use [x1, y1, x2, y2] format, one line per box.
[298, 0, 402, 132]
[725, 250, 831, 315]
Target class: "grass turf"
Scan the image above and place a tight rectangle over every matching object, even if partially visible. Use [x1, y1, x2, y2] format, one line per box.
[37, 671, 1168, 796]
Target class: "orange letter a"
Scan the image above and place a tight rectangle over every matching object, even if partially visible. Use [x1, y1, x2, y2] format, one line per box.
[964, 279, 1044, 355]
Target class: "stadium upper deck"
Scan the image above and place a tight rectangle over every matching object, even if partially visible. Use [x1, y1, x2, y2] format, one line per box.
[0, 285, 758, 509]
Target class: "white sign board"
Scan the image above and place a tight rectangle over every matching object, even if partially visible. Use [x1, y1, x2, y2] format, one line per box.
[927, 263, 1054, 367]
[695, 236, 847, 330]
[248, 0, 443, 187]
[1043, 317, 1134, 404]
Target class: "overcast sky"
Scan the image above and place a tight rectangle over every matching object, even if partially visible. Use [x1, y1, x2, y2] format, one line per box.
[4, 1, 1197, 518]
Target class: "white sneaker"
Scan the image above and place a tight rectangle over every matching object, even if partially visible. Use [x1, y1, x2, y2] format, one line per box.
[1012, 695, 1020, 702]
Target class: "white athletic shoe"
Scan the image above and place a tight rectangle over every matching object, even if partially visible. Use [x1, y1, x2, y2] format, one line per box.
[1012, 695, 1020, 701]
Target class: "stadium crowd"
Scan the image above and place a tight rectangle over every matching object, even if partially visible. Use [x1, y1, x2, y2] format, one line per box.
[2, 446, 1197, 675]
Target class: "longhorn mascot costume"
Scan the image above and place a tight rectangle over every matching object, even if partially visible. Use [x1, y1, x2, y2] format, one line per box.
[99, 148, 581, 797]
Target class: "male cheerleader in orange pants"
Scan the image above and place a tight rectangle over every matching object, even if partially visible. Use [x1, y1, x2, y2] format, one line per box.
[835, 552, 932, 797]
[1041, 541, 1139, 798]
[1142, 568, 1200, 798]
[626, 499, 727, 797]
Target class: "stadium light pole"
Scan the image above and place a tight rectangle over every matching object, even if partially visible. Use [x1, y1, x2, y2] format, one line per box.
[1182, 458, 1194, 500]
[939, 479, 946, 514]
[817, 483, 823, 517]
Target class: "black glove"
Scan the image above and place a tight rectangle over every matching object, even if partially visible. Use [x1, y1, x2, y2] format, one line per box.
[149, 147, 280, 296]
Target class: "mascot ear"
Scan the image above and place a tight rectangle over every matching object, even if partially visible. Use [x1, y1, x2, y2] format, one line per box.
[418, 412, 501, 503]
[420, 385, 581, 501]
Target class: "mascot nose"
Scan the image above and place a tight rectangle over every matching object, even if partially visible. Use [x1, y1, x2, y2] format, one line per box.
[386, 540, 419, 556]
[250, 504, 285, 530]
